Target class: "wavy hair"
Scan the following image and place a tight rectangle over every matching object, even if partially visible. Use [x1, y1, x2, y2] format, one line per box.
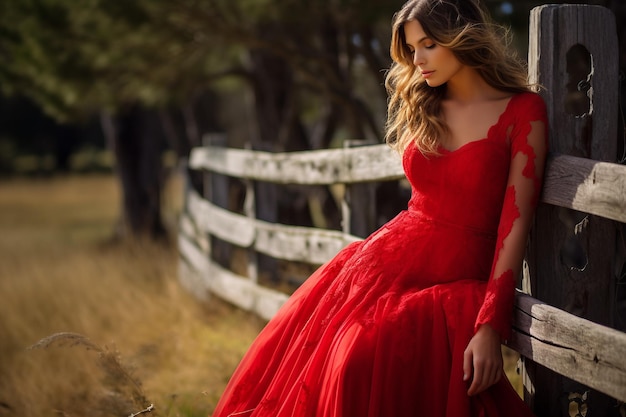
[385, 0, 532, 154]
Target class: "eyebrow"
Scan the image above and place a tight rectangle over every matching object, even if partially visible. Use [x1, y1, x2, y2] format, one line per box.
[406, 36, 431, 47]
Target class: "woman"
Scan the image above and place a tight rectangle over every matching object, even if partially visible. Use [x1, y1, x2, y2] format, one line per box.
[211, 1, 547, 416]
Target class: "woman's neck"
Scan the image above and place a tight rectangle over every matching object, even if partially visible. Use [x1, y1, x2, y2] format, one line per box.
[445, 69, 505, 104]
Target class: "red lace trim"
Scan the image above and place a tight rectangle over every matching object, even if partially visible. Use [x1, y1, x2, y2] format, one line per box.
[475, 105, 546, 340]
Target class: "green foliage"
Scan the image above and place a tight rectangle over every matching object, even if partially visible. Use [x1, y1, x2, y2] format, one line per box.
[0, 0, 401, 127]
[0, 0, 236, 121]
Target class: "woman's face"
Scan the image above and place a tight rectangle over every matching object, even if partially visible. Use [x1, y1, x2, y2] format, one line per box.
[403, 19, 465, 87]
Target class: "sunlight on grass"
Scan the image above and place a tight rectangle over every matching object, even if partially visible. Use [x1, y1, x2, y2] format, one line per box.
[0, 174, 264, 417]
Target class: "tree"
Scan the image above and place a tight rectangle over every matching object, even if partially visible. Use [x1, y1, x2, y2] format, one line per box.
[0, 0, 227, 240]
[0, 0, 406, 241]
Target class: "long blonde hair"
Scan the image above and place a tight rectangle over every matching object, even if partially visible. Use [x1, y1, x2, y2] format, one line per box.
[385, 0, 531, 154]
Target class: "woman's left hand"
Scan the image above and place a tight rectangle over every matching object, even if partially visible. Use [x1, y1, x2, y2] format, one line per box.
[463, 324, 503, 396]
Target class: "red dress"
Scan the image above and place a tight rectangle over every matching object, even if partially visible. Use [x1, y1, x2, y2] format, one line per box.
[211, 92, 548, 417]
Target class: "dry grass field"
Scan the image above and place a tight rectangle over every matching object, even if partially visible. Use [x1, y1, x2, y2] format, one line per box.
[0, 174, 264, 417]
[0, 174, 523, 417]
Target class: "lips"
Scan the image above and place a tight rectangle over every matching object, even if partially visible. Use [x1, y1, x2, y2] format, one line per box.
[421, 70, 434, 78]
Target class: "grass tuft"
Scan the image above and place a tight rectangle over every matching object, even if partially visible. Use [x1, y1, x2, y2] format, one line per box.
[30, 332, 152, 414]
[29, 332, 102, 351]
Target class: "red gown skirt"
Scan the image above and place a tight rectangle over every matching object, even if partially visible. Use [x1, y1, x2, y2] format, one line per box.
[210, 211, 534, 417]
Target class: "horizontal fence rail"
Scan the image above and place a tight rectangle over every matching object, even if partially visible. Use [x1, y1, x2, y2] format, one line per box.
[510, 292, 626, 402]
[543, 154, 626, 223]
[189, 145, 404, 185]
[189, 144, 404, 184]
[190, 143, 626, 220]
[184, 188, 361, 264]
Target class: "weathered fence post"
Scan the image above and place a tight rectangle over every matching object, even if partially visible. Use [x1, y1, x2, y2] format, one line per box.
[244, 143, 259, 284]
[178, 156, 212, 302]
[524, 5, 620, 416]
[342, 140, 377, 237]
[203, 133, 231, 267]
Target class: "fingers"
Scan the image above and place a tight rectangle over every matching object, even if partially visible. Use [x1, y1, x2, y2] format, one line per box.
[467, 355, 503, 396]
[464, 325, 504, 396]
[462, 347, 472, 383]
[467, 355, 483, 396]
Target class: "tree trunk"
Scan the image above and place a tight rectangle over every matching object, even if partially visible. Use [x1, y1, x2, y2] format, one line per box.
[101, 105, 168, 242]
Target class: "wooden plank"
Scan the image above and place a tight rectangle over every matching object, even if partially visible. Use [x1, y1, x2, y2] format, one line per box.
[178, 233, 212, 301]
[179, 212, 196, 240]
[541, 154, 626, 223]
[178, 212, 209, 252]
[205, 259, 289, 321]
[189, 151, 626, 260]
[178, 259, 211, 302]
[343, 140, 378, 237]
[243, 172, 259, 283]
[186, 189, 362, 264]
[344, 144, 404, 183]
[178, 233, 211, 275]
[186, 188, 255, 247]
[179, 232, 288, 320]
[529, 5, 619, 162]
[203, 133, 233, 267]
[509, 292, 626, 402]
[525, 5, 620, 415]
[189, 143, 404, 185]
[255, 220, 360, 265]
[191, 145, 626, 224]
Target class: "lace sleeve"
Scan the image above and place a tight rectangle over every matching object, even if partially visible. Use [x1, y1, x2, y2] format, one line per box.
[474, 93, 548, 341]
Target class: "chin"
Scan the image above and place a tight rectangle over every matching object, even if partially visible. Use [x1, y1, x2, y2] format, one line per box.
[424, 79, 442, 87]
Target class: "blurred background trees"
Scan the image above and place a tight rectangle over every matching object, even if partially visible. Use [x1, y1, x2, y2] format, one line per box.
[0, 0, 623, 241]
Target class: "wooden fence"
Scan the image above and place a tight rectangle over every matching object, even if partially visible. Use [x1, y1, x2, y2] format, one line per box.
[178, 4, 626, 416]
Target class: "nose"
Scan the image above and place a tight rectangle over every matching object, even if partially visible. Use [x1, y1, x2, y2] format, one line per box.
[413, 50, 424, 67]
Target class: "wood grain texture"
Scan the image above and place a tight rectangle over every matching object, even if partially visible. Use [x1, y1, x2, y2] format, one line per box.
[525, 4, 620, 414]
[185, 187, 361, 264]
[542, 154, 626, 223]
[529, 4, 619, 161]
[510, 292, 626, 402]
[189, 143, 404, 185]
[179, 232, 289, 321]
[190, 144, 626, 224]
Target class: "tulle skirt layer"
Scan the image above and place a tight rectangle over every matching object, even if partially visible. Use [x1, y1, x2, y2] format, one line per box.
[211, 211, 534, 417]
